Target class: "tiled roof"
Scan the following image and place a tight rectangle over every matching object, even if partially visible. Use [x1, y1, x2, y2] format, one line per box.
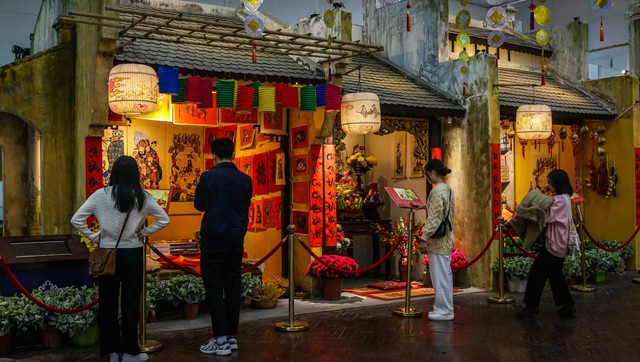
[114, 5, 325, 83]
[341, 56, 465, 117]
[449, 26, 548, 56]
[498, 68, 616, 121]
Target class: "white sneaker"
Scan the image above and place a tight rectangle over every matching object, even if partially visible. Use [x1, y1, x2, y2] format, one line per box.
[109, 352, 120, 362]
[428, 312, 454, 321]
[200, 338, 232, 356]
[228, 336, 238, 351]
[122, 353, 148, 362]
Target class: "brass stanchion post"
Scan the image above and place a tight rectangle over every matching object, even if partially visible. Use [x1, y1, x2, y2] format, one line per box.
[393, 209, 423, 317]
[488, 217, 515, 304]
[140, 236, 162, 352]
[571, 204, 597, 292]
[275, 224, 309, 332]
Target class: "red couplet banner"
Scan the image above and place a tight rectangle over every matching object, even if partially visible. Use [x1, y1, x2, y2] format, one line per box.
[309, 145, 323, 247]
[85, 137, 103, 198]
[491, 143, 501, 229]
[635, 148, 640, 226]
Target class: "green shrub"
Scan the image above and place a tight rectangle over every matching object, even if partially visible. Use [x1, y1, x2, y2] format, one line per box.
[585, 248, 625, 275]
[171, 274, 206, 304]
[492, 256, 534, 280]
[241, 273, 261, 299]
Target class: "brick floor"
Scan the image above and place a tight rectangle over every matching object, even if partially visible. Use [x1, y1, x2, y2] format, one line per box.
[5, 272, 640, 361]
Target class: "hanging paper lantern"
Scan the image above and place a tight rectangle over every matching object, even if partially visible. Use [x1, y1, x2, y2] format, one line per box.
[485, 0, 504, 4]
[534, 6, 551, 26]
[460, 65, 468, 74]
[243, 0, 264, 12]
[323, 9, 335, 28]
[316, 83, 327, 107]
[325, 84, 341, 111]
[199, 77, 213, 108]
[456, 33, 471, 48]
[247, 82, 261, 107]
[455, 10, 471, 29]
[274, 83, 288, 104]
[536, 30, 550, 46]
[158, 66, 179, 95]
[216, 79, 236, 108]
[340, 92, 381, 134]
[258, 86, 276, 112]
[244, 14, 265, 37]
[488, 30, 505, 48]
[515, 104, 553, 140]
[171, 78, 187, 104]
[486, 6, 507, 28]
[237, 86, 255, 113]
[593, 0, 613, 12]
[300, 85, 317, 111]
[108, 64, 158, 115]
[185, 77, 203, 104]
[282, 86, 299, 108]
[459, 51, 470, 62]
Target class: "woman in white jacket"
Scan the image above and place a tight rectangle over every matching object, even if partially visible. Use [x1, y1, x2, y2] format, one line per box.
[71, 156, 170, 362]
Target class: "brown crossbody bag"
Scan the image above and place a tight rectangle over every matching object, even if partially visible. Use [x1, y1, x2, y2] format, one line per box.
[88, 209, 132, 276]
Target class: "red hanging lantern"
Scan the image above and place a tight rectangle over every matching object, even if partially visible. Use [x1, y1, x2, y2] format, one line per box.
[236, 86, 255, 113]
[282, 86, 299, 109]
[406, 1, 412, 32]
[199, 77, 213, 109]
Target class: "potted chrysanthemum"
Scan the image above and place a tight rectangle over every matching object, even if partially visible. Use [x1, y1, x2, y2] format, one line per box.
[305, 255, 359, 301]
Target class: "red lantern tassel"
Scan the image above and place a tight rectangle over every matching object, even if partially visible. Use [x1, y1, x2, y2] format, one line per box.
[600, 16, 604, 42]
[463, 81, 467, 97]
[529, 0, 536, 31]
[541, 67, 546, 86]
[522, 145, 526, 159]
[252, 42, 257, 63]
[406, 1, 412, 32]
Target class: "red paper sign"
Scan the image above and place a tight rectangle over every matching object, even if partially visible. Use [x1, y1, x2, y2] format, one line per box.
[173, 98, 218, 126]
[291, 125, 309, 149]
[292, 210, 309, 235]
[219, 107, 258, 124]
[491, 143, 501, 228]
[309, 145, 324, 247]
[248, 201, 255, 229]
[253, 153, 268, 196]
[324, 144, 337, 247]
[292, 181, 309, 204]
[431, 147, 442, 160]
[239, 156, 253, 178]
[635, 148, 640, 225]
[263, 198, 274, 229]
[267, 151, 279, 193]
[85, 137, 103, 198]
[273, 195, 282, 229]
[292, 154, 309, 177]
[254, 199, 264, 229]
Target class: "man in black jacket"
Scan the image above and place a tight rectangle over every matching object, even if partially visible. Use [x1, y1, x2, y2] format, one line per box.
[194, 137, 252, 356]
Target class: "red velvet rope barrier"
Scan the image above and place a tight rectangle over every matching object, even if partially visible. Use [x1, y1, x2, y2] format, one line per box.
[147, 238, 285, 276]
[0, 258, 99, 314]
[582, 224, 640, 252]
[464, 228, 499, 268]
[503, 229, 538, 259]
[296, 236, 403, 275]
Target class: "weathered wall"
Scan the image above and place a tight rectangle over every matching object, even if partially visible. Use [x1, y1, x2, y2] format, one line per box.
[582, 75, 639, 270]
[630, 3, 640, 77]
[0, 42, 76, 235]
[548, 21, 589, 83]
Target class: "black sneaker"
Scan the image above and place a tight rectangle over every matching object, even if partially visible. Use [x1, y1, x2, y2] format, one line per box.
[557, 304, 576, 318]
[516, 307, 539, 319]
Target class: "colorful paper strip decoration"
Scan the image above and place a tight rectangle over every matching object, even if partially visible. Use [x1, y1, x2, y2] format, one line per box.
[247, 82, 261, 107]
[258, 86, 276, 112]
[324, 84, 341, 111]
[282, 86, 299, 108]
[199, 78, 213, 108]
[274, 83, 287, 104]
[316, 83, 327, 106]
[171, 78, 187, 104]
[237, 86, 255, 113]
[216, 79, 236, 108]
[158, 66, 179, 95]
[185, 77, 202, 104]
[300, 85, 317, 111]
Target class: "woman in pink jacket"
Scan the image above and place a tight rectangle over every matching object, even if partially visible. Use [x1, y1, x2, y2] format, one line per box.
[517, 169, 576, 319]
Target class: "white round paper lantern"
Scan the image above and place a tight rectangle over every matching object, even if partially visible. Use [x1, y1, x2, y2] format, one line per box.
[340, 92, 381, 134]
[108, 64, 158, 115]
[515, 104, 553, 140]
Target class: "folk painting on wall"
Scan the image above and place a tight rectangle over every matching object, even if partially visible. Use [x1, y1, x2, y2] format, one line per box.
[393, 131, 407, 179]
[167, 125, 203, 209]
[102, 127, 127, 186]
[127, 119, 167, 189]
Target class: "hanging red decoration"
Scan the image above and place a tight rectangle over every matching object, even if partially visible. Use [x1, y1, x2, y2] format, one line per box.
[519, 138, 528, 158]
[462, 81, 467, 97]
[589, 130, 598, 155]
[252, 42, 257, 63]
[328, 56, 332, 81]
[529, 0, 536, 31]
[558, 127, 567, 152]
[547, 130, 556, 155]
[541, 66, 546, 86]
[406, 1, 412, 32]
[600, 16, 605, 42]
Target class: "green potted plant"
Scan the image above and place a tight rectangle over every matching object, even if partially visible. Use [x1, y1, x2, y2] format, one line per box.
[65, 286, 99, 346]
[146, 275, 169, 322]
[250, 281, 285, 309]
[492, 256, 534, 293]
[12, 294, 47, 344]
[562, 255, 587, 283]
[0, 297, 15, 354]
[171, 274, 206, 320]
[585, 248, 625, 282]
[241, 273, 261, 302]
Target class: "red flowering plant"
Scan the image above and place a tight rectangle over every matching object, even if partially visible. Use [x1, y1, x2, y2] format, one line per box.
[375, 217, 425, 257]
[421, 247, 468, 271]
[305, 255, 359, 280]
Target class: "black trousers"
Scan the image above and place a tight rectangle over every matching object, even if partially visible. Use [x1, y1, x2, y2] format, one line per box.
[523, 246, 574, 308]
[200, 242, 243, 337]
[98, 247, 143, 356]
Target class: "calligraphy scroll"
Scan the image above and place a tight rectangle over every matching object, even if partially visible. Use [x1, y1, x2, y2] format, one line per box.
[491, 143, 501, 228]
[267, 151, 279, 194]
[253, 153, 268, 196]
[309, 145, 324, 246]
[85, 137, 103, 198]
[324, 144, 337, 247]
[273, 195, 282, 229]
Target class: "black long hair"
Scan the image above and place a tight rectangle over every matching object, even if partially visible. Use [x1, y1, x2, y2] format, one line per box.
[547, 169, 573, 196]
[108, 155, 146, 212]
[425, 158, 452, 176]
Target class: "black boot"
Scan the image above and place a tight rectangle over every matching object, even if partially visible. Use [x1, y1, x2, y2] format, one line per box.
[516, 306, 539, 319]
[557, 304, 576, 318]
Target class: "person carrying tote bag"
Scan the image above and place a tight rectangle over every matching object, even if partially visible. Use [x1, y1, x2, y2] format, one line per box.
[71, 156, 170, 362]
[411, 158, 455, 321]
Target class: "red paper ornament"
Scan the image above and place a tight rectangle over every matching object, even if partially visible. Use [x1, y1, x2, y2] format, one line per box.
[529, 0, 536, 31]
[519, 138, 528, 159]
[406, 1, 412, 32]
[252, 42, 257, 63]
[600, 16, 605, 42]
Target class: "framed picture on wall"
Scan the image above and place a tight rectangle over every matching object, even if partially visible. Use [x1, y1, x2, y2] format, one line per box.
[292, 210, 309, 235]
[259, 104, 286, 135]
[238, 124, 256, 150]
[292, 181, 309, 204]
[392, 131, 407, 179]
[408, 133, 424, 178]
[291, 125, 309, 149]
